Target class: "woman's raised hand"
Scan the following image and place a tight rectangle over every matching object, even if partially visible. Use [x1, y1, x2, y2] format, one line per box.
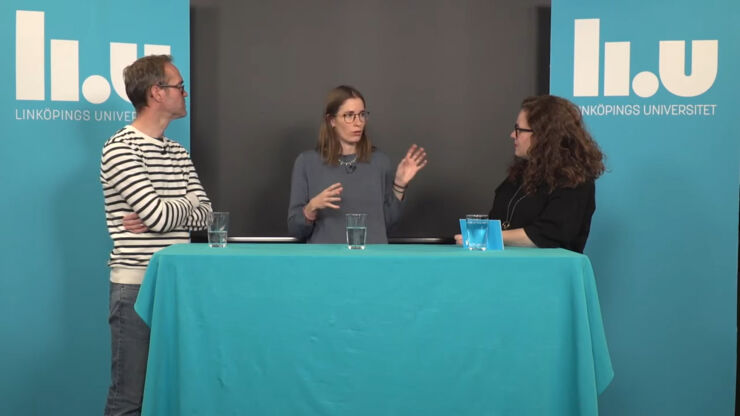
[394, 144, 428, 187]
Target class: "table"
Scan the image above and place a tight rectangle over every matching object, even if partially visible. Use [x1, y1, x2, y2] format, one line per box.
[135, 244, 613, 415]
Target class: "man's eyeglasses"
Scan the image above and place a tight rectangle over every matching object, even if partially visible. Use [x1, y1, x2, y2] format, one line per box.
[157, 82, 186, 93]
[337, 111, 369, 123]
[514, 124, 534, 137]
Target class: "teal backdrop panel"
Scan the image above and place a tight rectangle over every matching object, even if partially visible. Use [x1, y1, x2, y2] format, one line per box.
[0, 1, 189, 414]
[551, 0, 738, 414]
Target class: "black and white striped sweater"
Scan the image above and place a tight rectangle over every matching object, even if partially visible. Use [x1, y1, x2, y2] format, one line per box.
[100, 125, 212, 273]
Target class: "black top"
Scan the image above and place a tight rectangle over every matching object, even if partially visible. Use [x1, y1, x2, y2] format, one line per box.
[488, 178, 596, 253]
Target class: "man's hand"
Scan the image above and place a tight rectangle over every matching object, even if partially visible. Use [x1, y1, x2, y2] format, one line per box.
[122, 212, 149, 233]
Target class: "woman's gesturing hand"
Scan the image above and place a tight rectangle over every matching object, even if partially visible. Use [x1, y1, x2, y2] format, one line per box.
[394, 144, 428, 187]
[304, 182, 343, 221]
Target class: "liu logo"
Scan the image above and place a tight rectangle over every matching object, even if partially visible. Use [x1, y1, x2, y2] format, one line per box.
[15, 10, 171, 104]
[573, 18, 718, 98]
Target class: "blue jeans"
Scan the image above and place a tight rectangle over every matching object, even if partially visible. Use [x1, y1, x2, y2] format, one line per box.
[104, 283, 150, 416]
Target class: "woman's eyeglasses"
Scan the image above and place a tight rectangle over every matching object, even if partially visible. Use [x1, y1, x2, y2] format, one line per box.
[337, 111, 370, 123]
[514, 124, 534, 137]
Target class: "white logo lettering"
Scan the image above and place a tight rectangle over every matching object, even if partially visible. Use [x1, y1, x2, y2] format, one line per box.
[15, 10, 171, 104]
[573, 18, 718, 98]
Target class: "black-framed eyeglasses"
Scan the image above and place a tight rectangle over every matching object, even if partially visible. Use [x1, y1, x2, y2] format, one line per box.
[514, 124, 534, 137]
[157, 82, 186, 93]
[337, 111, 369, 123]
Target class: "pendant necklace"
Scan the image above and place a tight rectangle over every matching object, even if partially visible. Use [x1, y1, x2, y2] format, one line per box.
[338, 155, 357, 173]
[502, 185, 527, 230]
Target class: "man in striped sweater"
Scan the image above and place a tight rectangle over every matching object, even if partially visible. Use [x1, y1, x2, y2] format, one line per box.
[100, 55, 212, 416]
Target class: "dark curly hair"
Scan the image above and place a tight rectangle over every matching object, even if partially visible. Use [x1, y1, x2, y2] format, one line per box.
[508, 95, 605, 194]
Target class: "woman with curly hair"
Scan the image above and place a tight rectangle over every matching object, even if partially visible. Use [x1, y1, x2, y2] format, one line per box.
[458, 95, 605, 253]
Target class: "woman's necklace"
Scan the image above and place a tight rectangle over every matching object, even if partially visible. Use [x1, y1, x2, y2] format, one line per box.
[502, 185, 527, 230]
[338, 155, 357, 173]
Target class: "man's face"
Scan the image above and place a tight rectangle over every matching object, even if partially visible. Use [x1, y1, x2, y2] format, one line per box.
[158, 63, 188, 119]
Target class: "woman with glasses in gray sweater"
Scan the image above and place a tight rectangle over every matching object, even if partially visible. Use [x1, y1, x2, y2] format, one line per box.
[287, 85, 427, 244]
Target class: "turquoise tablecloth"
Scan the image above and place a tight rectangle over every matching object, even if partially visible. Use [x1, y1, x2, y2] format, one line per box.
[135, 244, 613, 416]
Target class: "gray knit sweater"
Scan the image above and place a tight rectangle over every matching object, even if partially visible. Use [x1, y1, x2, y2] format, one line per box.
[287, 150, 404, 243]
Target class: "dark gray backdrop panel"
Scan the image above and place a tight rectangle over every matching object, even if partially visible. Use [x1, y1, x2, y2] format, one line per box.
[191, 0, 550, 238]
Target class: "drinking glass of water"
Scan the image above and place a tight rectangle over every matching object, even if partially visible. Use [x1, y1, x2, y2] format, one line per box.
[346, 213, 367, 250]
[466, 214, 489, 251]
[207, 211, 229, 248]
